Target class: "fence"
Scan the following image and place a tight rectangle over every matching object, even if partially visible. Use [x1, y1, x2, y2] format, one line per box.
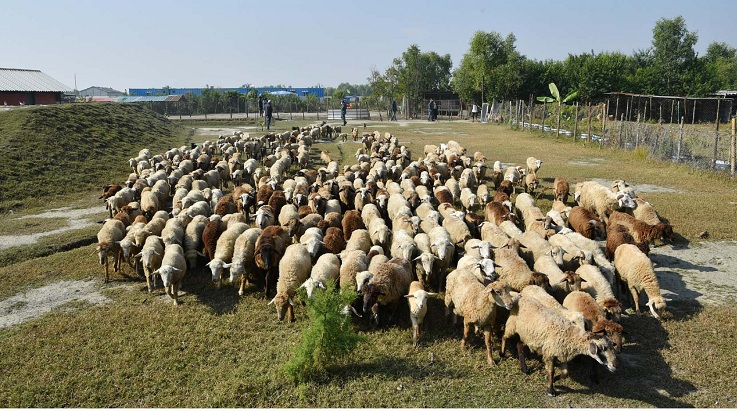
[496, 98, 737, 175]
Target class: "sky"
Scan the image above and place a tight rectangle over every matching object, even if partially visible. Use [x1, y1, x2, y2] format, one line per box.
[4, 0, 737, 93]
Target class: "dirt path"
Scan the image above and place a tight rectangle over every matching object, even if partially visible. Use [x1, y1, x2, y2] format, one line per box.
[0, 206, 104, 250]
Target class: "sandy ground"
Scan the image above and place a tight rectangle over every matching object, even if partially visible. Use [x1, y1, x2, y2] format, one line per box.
[0, 206, 105, 250]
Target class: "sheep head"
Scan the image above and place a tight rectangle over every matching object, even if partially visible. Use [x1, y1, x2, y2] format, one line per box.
[587, 335, 618, 373]
[361, 283, 384, 315]
[269, 292, 295, 321]
[486, 281, 517, 310]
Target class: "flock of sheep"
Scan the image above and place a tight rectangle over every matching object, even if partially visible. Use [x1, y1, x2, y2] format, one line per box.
[95, 124, 676, 396]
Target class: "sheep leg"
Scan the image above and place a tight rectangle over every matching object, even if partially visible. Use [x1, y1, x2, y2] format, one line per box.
[104, 259, 109, 284]
[412, 325, 420, 348]
[172, 281, 181, 305]
[545, 359, 557, 397]
[628, 285, 641, 313]
[517, 342, 530, 375]
[287, 304, 295, 323]
[484, 330, 496, 365]
[462, 321, 472, 349]
[239, 276, 246, 296]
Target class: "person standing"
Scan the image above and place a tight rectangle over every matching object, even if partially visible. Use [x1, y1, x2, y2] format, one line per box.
[340, 99, 348, 126]
[258, 95, 264, 117]
[265, 99, 273, 130]
[471, 102, 479, 122]
[390, 99, 397, 121]
[428, 99, 437, 121]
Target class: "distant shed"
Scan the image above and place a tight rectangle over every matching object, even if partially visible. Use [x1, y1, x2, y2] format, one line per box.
[0, 68, 72, 106]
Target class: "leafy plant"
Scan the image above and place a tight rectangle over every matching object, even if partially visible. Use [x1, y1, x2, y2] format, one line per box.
[537, 82, 578, 137]
[283, 280, 364, 383]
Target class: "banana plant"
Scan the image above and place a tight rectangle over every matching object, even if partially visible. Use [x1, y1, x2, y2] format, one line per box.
[537, 82, 578, 137]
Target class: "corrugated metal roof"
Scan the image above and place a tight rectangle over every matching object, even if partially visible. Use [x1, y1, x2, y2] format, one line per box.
[117, 95, 184, 102]
[0, 68, 73, 92]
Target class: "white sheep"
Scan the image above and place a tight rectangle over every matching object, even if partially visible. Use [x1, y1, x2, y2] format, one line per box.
[613, 244, 668, 319]
[134, 235, 164, 293]
[229, 227, 263, 296]
[575, 180, 637, 223]
[577, 261, 622, 321]
[299, 227, 324, 261]
[459, 187, 478, 212]
[270, 243, 312, 322]
[494, 238, 535, 292]
[404, 281, 437, 347]
[183, 215, 208, 269]
[152, 243, 187, 305]
[161, 218, 185, 246]
[518, 284, 586, 330]
[339, 250, 368, 292]
[96, 219, 126, 283]
[479, 221, 511, 248]
[345, 228, 372, 254]
[300, 253, 341, 298]
[501, 295, 617, 396]
[207, 222, 249, 286]
[444, 269, 517, 365]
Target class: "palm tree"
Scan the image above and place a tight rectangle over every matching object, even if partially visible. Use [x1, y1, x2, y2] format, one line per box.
[537, 82, 578, 137]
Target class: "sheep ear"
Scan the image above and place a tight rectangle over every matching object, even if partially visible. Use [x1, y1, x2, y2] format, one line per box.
[471, 245, 480, 249]
[588, 220, 597, 226]
[663, 297, 672, 302]
[427, 292, 437, 297]
[268, 297, 276, 305]
[205, 261, 212, 267]
[413, 256, 421, 261]
[222, 263, 231, 269]
[134, 252, 142, 258]
[288, 297, 295, 306]
[404, 294, 413, 298]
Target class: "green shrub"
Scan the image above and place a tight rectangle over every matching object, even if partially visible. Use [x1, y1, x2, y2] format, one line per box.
[283, 280, 364, 383]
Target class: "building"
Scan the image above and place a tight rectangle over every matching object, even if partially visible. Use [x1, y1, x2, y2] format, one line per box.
[78, 86, 126, 97]
[128, 86, 325, 99]
[0, 67, 73, 106]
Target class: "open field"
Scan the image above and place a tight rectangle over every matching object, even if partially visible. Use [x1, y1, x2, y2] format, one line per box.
[1, 106, 736, 407]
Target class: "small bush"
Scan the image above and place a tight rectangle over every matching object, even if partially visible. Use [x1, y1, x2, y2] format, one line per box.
[283, 280, 364, 383]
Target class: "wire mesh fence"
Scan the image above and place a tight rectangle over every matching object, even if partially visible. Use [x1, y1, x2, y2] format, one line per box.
[497, 98, 736, 175]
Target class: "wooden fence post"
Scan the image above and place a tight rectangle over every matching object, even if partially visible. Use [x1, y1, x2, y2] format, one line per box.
[731, 117, 736, 177]
[573, 102, 579, 142]
[677, 116, 685, 161]
[713, 100, 721, 169]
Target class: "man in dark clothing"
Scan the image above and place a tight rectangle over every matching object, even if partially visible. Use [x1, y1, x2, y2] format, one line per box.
[390, 99, 397, 121]
[341, 99, 348, 126]
[265, 100, 273, 130]
[258, 96, 264, 117]
[428, 99, 437, 121]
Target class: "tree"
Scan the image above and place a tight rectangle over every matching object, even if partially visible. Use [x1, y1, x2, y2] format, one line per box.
[537, 82, 577, 137]
[649, 16, 699, 96]
[451, 31, 519, 103]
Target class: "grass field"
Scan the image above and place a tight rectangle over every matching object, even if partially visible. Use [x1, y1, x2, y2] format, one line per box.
[1, 106, 736, 407]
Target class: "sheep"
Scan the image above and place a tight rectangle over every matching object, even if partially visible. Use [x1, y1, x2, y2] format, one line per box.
[202, 216, 224, 261]
[182, 215, 208, 269]
[207, 222, 249, 286]
[390, 229, 418, 263]
[254, 225, 291, 297]
[534, 249, 584, 302]
[269, 244, 312, 322]
[501, 295, 618, 396]
[479, 221, 512, 248]
[457, 254, 498, 285]
[214, 195, 238, 216]
[405, 281, 437, 347]
[575, 181, 637, 223]
[152, 244, 188, 305]
[118, 222, 146, 271]
[355, 270, 374, 292]
[464, 239, 493, 260]
[610, 179, 636, 200]
[526, 156, 542, 175]
[459, 187, 478, 212]
[605, 223, 650, 261]
[299, 227, 324, 261]
[342, 209, 366, 242]
[631, 197, 663, 225]
[607, 211, 675, 246]
[576, 261, 622, 321]
[368, 218, 392, 254]
[523, 173, 539, 194]
[518, 284, 586, 330]
[322, 227, 346, 254]
[229, 227, 263, 296]
[568, 206, 606, 240]
[96, 219, 126, 283]
[300, 253, 341, 299]
[442, 214, 472, 249]
[614, 244, 668, 319]
[339, 249, 368, 292]
[494, 238, 535, 292]
[516, 230, 556, 267]
[427, 226, 455, 291]
[362, 257, 413, 326]
[563, 290, 624, 353]
[134, 235, 164, 293]
[560, 231, 616, 283]
[161, 218, 185, 246]
[444, 269, 517, 366]
[345, 228, 372, 254]
[485, 201, 517, 226]
[255, 205, 276, 230]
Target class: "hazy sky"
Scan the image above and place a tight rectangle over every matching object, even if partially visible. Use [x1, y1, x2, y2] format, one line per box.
[4, 0, 736, 92]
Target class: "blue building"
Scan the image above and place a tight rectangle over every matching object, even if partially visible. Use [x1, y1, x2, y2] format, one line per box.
[128, 86, 324, 99]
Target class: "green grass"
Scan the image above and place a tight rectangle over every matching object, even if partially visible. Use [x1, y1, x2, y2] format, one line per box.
[1, 112, 737, 407]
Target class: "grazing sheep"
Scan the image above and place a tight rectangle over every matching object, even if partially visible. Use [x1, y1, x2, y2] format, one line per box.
[229, 227, 263, 296]
[553, 177, 570, 203]
[339, 250, 368, 292]
[269, 244, 312, 322]
[577, 261, 622, 321]
[494, 238, 535, 292]
[405, 281, 437, 347]
[501, 295, 617, 396]
[614, 244, 668, 319]
[152, 244, 188, 305]
[575, 181, 637, 223]
[568, 206, 606, 240]
[444, 270, 517, 366]
[362, 257, 413, 326]
[526, 157, 542, 175]
[96, 219, 126, 283]
[630, 197, 663, 225]
[605, 224, 650, 261]
[563, 291, 624, 353]
[207, 223, 249, 286]
[300, 253, 341, 298]
[607, 211, 675, 246]
[134, 234, 164, 293]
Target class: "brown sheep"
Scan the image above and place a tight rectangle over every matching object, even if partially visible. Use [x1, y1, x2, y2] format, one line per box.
[99, 183, 123, 200]
[323, 227, 347, 255]
[268, 190, 288, 219]
[434, 187, 454, 205]
[568, 206, 606, 240]
[553, 177, 570, 203]
[297, 205, 313, 218]
[605, 224, 650, 261]
[492, 190, 510, 203]
[256, 183, 274, 207]
[202, 218, 224, 261]
[484, 201, 517, 226]
[254, 225, 291, 297]
[214, 196, 238, 216]
[362, 257, 413, 326]
[608, 211, 675, 246]
[524, 173, 539, 194]
[342, 210, 366, 241]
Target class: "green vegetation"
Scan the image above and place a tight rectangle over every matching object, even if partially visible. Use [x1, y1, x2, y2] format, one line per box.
[284, 281, 365, 383]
